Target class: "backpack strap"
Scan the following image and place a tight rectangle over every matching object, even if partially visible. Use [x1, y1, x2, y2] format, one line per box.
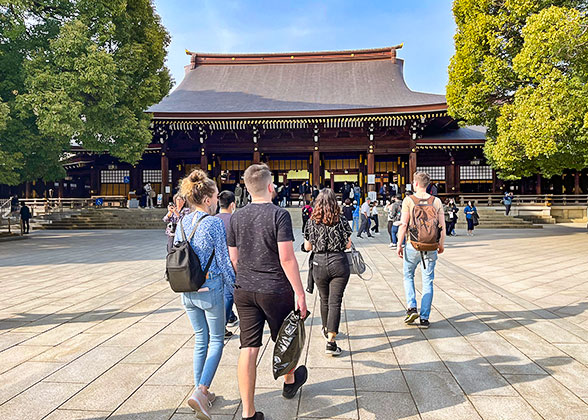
[203, 249, 216, 275]
[188, 214, 209, 242]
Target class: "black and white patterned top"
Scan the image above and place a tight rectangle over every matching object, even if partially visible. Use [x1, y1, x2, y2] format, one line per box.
[304, 218, 352, 253]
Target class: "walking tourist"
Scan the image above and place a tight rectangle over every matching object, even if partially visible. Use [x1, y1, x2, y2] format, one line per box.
[285, 182, 292, 207]
[19, 201, 31, 234]
[464, 200, 477, 236]
[444, 198, 458, 236]
[385, 195, 402, 248]
[396, 172, 445, 329]
[227, 163, 308, 420]
[312, 185, 319, 200]
[342, 198, 355, 229]
[357, 198, 373, 238]
[353, 183, 361, 204]
[175, 170, 236, 420]
[235, 183, 243, 208]
[370, 200, 380, 234]
[302, 200, 313, 233]
[303, 188, 352, 356]
[163, 193, 190, 253]
[389, 178, 399, 197]
[215, 191, 239, 337]
[503, 191, 514, 215]
[352, 200, 360, 232]
[144, 183, 154, 208]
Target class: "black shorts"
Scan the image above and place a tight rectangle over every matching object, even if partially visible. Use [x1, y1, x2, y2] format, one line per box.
[234, 288, 295, 348]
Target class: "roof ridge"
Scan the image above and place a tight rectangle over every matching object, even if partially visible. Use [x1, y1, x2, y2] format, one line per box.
[185, 45, 404, 66]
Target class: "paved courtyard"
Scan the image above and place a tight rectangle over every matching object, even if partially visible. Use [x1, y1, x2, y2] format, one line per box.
[1, 225, 588, 420]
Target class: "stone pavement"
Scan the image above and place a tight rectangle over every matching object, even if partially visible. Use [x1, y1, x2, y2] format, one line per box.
[0, 225, 587, 420]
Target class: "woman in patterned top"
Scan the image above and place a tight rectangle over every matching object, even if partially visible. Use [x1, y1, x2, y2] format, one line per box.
[174, 169, 236, 420]
[163, 193, 191, 253]
[303, 188, 352, 357]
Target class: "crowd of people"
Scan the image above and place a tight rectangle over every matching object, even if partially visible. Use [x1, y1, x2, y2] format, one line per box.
[163, 165, 452, 420]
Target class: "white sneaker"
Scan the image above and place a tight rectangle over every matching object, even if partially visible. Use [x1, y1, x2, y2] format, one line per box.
[188, 389, 212, 420]
[388, 243, 394, 248]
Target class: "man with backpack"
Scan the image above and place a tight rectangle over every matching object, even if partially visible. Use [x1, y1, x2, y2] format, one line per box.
[396, 172, 445, 329]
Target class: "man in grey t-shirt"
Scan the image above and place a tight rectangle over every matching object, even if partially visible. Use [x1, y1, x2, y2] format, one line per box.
[228, 164, 308, 420]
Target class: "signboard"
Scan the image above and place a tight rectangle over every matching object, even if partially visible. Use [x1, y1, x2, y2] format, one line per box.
[157, 194, 163, 207]
[95, 198, 104, 206]
[368, 191, 377, 202]
[123, 176, 130, 184]
[165, 185, 171, 193]
[367, 174, 376, 184]
[405, 184, 413, 192]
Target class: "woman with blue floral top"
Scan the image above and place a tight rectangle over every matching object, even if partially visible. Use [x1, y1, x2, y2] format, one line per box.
[174, 169, 236, 420]
[163, 193, 191, 253]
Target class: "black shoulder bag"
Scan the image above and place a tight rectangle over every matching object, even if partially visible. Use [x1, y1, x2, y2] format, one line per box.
[165, 214, 215, 292]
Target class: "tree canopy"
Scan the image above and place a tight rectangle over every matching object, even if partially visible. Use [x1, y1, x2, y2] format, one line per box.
[448, 1, 588, 179]
[0, 0, 172, 185]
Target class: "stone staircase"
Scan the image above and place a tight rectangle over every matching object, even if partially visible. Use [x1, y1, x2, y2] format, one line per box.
[455, 208, 542, 229]
[33, 208, 167, 230]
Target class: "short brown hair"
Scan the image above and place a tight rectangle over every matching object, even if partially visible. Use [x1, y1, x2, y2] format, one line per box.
[180, 169, 217, 207]
[413, 171, 431, 187]
[244, 164, 272, 195]
[311, 188, 340, 226]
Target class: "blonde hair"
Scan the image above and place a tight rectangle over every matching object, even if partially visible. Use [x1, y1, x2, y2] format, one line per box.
[180, 169, 217, 207]
[413, 171, 431, 187]
[244, 164, 272, 195]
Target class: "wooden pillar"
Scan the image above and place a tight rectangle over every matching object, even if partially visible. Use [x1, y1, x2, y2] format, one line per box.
[90, 166, 98, 195]
[330, 172, 335, 190]
[574, 171, 580, 195]
[367, 152, 375, 192]
[58, 180, 64, 199]
[131, 166, 141, 194]
[408, 152, 417, 184]
[446, 164, 456, 194]
[492, 170, 497, 193]
[253, 151, 260, 164]
[536, 173, 542, 195]
[25, 181, 31, 199]
[200, 153, 208, 171]
[161, 153, 169, 204]
[312, 150, 320, 188]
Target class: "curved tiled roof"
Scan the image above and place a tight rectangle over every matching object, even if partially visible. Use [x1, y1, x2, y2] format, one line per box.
[148, 47, 446, 117]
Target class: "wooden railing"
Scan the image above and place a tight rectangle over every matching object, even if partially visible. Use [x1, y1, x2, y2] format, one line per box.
[435, 194, 588, 207]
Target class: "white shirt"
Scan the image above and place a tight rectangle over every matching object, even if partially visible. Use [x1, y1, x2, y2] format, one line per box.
[360, 202, 370, 216]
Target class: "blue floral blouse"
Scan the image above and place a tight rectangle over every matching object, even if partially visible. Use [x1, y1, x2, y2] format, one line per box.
[174, 210, 236, 291]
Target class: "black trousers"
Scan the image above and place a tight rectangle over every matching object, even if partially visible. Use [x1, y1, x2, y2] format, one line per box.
[370, 215, 379, 233]
[446, 219, 456, 235]
[21, 219, 30, 233]
[505, 204, 511, 215]
[312, 252, 350, 334]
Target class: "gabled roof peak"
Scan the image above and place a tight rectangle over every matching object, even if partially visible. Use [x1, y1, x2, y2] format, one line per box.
[184, 45, 404, 67]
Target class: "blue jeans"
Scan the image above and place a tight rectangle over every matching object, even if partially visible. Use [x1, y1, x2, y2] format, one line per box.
[403, 242, 437, 320]
[224, 284, 236, 323]
[352, 216, 360, 232]
[182, 286, 225, 388]
[390, 223, 399, 245]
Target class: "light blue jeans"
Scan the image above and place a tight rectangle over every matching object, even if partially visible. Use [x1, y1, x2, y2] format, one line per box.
[182, 285, 225, 388]
[403, 242, 437, 320]
[352, 216, 360, 232]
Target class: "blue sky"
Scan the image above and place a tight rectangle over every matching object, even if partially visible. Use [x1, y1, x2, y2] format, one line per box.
[152, 0, 456, 95]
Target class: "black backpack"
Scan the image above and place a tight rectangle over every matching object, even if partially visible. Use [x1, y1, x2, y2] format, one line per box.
[165, 214, 215, 293]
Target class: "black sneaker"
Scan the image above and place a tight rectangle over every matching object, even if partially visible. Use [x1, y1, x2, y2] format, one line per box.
[224, 328, 233, 338]
[242, 412, 264, 420]
[357, 235, 363, 239]
[419, 319, 430, 329]
[325, 341, 342, 357]
[282, 365, 308, 399]
[227, 315, 239, 327]
[404, 308, 419, 324]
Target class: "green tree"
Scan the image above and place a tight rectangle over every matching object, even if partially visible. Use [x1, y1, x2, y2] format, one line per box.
[448, 1, 588, 179]
[0, 0, 172, 186]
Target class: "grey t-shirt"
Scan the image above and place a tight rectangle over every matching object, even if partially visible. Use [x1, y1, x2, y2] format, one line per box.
[227, 203, 294, 294]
